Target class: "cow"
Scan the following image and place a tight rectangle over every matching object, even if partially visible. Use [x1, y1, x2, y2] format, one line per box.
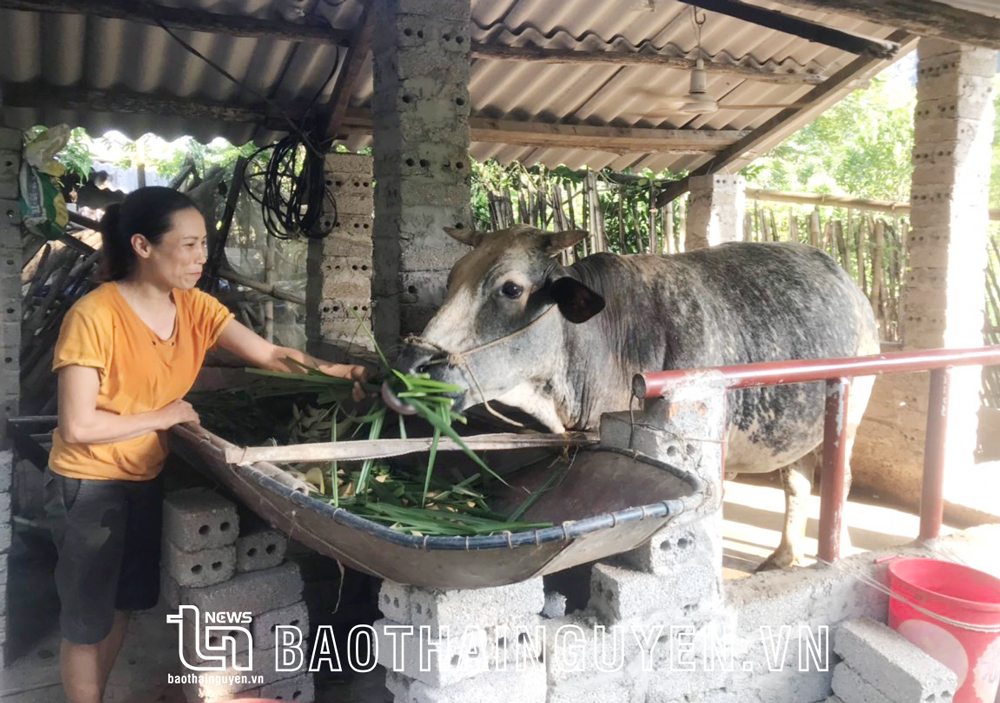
[395, 225, 879, 570]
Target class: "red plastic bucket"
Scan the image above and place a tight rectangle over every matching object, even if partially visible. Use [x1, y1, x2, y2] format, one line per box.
[888, 558, 1000, 703]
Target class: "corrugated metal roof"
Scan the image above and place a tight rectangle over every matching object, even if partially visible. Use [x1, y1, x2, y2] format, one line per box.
[0, 0, 971, 171]
[939, 0, 1000, 19]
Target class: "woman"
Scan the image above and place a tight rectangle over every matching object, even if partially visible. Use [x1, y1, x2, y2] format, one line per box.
[45, 186, 366, 703]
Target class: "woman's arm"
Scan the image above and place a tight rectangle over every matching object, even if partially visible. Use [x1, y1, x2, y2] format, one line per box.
[57, 365, 199, 444]
[216, 321, 368, 397]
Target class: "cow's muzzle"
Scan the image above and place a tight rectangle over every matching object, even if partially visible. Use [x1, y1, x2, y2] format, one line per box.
[395, 343, 450, 376]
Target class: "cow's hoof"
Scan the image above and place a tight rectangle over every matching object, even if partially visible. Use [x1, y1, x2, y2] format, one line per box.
[754, 552, 800, 573]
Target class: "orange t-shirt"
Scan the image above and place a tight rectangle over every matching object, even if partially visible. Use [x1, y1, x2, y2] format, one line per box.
[49, 282, 235, 481]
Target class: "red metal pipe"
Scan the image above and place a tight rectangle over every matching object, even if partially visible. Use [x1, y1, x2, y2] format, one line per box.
[920, 368, 950, 541]
[818, 378, 851, 564]
[634, 346, 1000, 399]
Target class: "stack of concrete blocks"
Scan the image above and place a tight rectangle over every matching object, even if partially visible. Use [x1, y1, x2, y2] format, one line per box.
[376, 578, 548, 703]
[828, 618, 957, 703]
[685, 173, 745, 250]
[535, 379, 730, 703]
[306, 152, 375, 355]
[0, 127, 21, 664]
[371, 0, 473, 348]
[161, 488, 314, 702]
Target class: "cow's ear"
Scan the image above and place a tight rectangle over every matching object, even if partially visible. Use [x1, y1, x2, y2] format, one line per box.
[444, 226, 483, 247]
[549, 277, 606, 324]
[545, 229, 589, 256]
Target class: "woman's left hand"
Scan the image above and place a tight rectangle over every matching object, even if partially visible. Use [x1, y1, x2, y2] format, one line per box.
[317, 363, 369, 402]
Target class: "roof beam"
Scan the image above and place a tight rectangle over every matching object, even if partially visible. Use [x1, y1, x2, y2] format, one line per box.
[341, 109, 750, 154]
[0, 0, 351, 45]
[655, 29, 915, 207]
[323, 2, 376, 141]
[470, 44, 825, 85]
[765, 0, 1000, 51]
[1, 82, 303, 127]
[676, 0, 900, 58]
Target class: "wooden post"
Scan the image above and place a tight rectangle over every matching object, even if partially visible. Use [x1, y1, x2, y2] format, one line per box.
[664, 201, 674, 254]
[836, 220, 851, 275]
[264, 234, 276, 343]
[857, 216, 869, 297]
[809, 208, 821, 248]
[677, 195, 687, 253]
[617, 191, 626, 253]
[872, 219, 886, 338]
[769, 209, 778, 243]
[648, 184, 656, 254]
[789, 211, 799, 243]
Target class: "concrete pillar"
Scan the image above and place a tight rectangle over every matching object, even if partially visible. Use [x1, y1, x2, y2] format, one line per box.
[0, 127, 20, 664]
[371, 0, 473, 349]
[306, 153, 374, 357]
[685, 174, 745, 250]
[904, 39, 997, 485]
[0, 128, 20, 444]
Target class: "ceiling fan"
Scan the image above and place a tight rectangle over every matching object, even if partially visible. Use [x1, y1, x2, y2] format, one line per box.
[630, 59, 812, 116]
[629, 8, 811, 117]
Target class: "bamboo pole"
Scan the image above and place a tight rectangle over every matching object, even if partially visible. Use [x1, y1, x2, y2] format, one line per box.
[223, 431, 599, 465]
[788, 212, 799, 243]
[769, 209, 778, 243]
[648, 184, 656, 254]
[218, 267, 305, 306]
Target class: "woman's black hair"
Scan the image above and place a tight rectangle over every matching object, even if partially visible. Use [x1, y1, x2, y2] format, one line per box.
[98, 186, 199, 281]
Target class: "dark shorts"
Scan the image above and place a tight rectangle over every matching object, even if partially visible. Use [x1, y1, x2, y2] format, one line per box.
[44, 469, 164, 644]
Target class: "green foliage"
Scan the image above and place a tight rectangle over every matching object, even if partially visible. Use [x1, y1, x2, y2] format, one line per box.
[744, 69, 916, 201]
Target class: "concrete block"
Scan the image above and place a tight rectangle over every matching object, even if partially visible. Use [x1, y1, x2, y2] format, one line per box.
[182, 608, 251, 658]
[380, 580, 413, 622]
[162, 572, 184, 610]
[163, 541, 236, 588]
[235, 527, 287, 573]
[257, 673, 314, 702]
[547, 673, 636, 703]
[589, 561, 721, 625]
[163, 489, 239, 552]
[0, 450, 11, 493]
[185, 562, 303, 617]
[324, 152, 373, 175]
[375, 617, 489, 687]
[0, 519, 13, 555]
[407, 662, 545, 703]
[407, 578, 544, 637]
[834, 618, 957, 703]
[252, 601, 308, 650]
[619, 518, 721, 575]
[832, 663, 893, 703]
[727, 562, 889, 640]
[0, 199, 20, 225]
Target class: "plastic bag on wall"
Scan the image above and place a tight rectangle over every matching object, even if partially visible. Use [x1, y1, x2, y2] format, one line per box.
[18, 126, 71, 240]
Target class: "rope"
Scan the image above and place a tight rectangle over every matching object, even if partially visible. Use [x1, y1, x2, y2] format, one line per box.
[822, 557, 1000, 634]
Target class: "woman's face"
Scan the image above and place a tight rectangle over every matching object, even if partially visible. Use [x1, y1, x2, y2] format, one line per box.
[136, 207, 208, 290]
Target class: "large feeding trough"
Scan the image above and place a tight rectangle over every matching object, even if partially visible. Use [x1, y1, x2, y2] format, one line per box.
[170, 424, 707, 589]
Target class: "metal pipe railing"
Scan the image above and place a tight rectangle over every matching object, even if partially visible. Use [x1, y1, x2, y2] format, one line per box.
[633, 346, 1000, 563]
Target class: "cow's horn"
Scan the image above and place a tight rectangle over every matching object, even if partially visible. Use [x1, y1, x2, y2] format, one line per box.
[443, 226, 483, 247]
[546, 229, 590, 255]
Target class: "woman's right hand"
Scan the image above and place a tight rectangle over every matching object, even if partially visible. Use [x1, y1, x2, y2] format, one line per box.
[158, 399, 200, 429]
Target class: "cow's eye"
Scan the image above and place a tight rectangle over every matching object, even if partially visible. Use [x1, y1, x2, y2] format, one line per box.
[501, 281, 523, 299]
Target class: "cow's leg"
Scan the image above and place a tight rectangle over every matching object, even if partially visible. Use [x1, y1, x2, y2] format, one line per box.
[756, 456, 815, 572]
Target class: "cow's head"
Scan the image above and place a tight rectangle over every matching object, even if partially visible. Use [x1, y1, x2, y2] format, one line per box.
[395, 224, 606, 430]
